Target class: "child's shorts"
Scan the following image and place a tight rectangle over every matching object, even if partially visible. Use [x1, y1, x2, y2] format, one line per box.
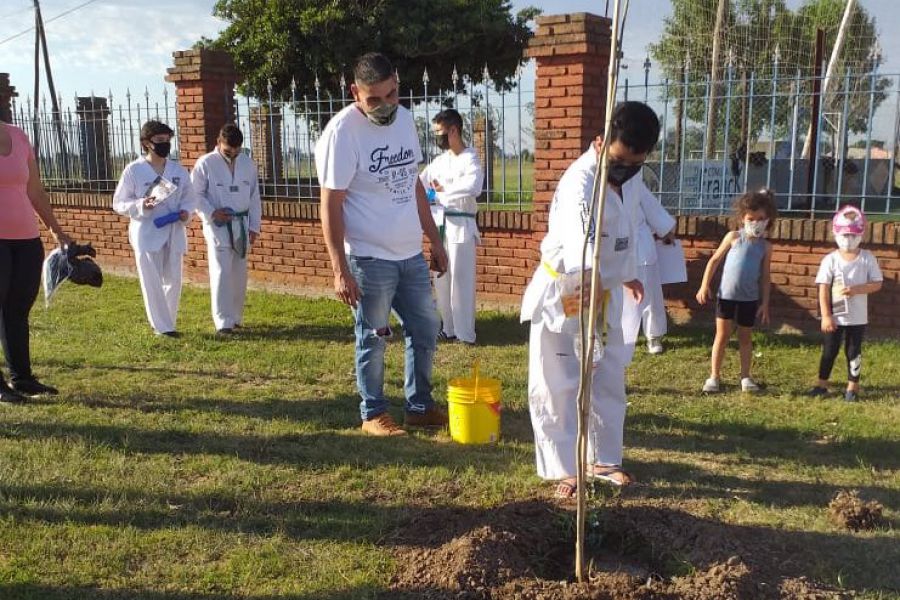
[716, 298, 758, 327]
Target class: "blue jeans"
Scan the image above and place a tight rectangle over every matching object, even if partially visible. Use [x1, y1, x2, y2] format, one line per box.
[348, 253, 440, 421]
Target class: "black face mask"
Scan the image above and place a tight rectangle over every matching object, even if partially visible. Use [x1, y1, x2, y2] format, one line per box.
[434, 133, 450, 150]
[150, 141, 171, 158]
[607, 162, 642, 186]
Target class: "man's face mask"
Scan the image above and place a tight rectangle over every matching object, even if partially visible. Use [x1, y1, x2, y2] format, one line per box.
[365, 102, 398, 126]
[835, 233, 861, 251]
[219, 145, 240, 164]
[433, 132, 450, 150]
[607, 161, 642, 186]
[149, 140, 171, 158]
[744, 219, 769, 238]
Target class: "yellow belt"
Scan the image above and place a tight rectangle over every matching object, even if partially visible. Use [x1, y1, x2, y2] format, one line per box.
[543, 261, 611, 333]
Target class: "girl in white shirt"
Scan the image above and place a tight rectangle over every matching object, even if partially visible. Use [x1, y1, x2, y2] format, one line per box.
[809, 205, 883, 402]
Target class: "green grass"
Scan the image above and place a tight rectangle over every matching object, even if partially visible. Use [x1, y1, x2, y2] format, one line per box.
[1, 275, 897, 599]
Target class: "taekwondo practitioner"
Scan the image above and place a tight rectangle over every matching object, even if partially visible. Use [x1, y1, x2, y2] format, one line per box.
[520, 102, 660, 497]
[419, 109, 484, 344]
[113, 120, 196, 337]
[621, 189, 676, 360]
[192, 124, 262, 334]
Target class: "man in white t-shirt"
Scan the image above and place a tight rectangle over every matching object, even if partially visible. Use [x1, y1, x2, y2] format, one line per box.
[315, 52, 449, 437]
[419, 109, 484, 344]
[192, 124, 262, 334]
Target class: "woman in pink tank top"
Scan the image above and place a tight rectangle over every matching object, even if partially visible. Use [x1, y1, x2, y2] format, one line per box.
[0, 121, 71, 403]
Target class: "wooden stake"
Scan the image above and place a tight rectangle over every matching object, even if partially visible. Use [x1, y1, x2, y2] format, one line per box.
[574, 0, 624, 583]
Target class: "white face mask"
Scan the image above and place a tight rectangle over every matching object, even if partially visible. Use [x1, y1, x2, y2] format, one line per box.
[744, 219, 768, 238]
[835, 234, 861, 251]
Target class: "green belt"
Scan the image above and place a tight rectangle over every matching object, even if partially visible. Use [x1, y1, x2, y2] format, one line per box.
[438, 210, 477, 243]
[225, 209, 250, 258]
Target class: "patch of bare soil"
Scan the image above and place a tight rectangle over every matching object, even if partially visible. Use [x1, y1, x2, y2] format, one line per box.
[827, 490, 884, 532]
[384, 499, 848, 600]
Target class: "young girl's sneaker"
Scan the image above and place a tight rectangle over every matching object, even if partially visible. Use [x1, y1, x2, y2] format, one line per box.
[702, 378, 720, 393]
[741, 377, 761, 393]
[844, 390, 858, 402]
[807, 386, 829, 397]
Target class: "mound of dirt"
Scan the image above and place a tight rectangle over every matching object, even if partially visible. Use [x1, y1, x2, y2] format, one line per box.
[828, 489, 884, 531]
[385, 499, 848, 600]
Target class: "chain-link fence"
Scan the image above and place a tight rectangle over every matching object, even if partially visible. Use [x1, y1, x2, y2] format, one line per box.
[628, 58, 899, 217]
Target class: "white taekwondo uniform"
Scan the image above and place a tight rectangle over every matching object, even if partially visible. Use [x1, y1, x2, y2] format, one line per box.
[520, 147, 640, 480]
[621, 185, 676, 362]
[191, 150, 262, 331]
[419, 147, 484, 343]
[113, 156, 196, 334]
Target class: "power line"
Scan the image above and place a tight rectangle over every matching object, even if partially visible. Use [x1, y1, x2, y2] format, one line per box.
[0, 0, 102, 46]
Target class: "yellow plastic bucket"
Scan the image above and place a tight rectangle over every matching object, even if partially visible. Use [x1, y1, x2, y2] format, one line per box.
[447, 362, 501, 444]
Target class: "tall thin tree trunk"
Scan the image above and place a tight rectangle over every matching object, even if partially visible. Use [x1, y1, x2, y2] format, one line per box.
[704, 0, 728, 159]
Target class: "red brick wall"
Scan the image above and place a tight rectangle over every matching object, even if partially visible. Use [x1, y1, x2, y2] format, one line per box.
[664, 216, 900, 333]
[41, 193, 541, 303]
[42, 192, 900, 333]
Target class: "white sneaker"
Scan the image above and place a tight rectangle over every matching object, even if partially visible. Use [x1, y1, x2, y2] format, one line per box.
[647, 337, 664, 355]
[741, 377, 760, 393]
[702, 378, 720, 393]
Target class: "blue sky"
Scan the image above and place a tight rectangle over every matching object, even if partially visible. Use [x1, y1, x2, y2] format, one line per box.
[1, 0, 897, 134]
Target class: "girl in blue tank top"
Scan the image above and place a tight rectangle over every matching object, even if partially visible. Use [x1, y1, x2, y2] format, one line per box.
[695, 190, 777, 394]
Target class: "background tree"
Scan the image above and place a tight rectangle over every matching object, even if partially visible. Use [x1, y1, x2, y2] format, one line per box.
[200, 0, 540, 99]
[649, 0, 888, 158]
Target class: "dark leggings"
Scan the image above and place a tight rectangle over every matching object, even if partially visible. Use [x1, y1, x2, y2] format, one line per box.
[818, 325, 865, 383]
[0, 237, 44, 384]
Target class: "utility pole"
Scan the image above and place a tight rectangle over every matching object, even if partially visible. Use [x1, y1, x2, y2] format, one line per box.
[32, 0, 68, 173]
[801, 0, 858, 159]
[704, 0, 728, 159]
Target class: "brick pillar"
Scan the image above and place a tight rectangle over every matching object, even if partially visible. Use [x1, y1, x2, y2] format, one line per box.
[76, 96, 112, 186]
[165, 49, 239, 170]
[524, 13, 611, 235]
[0, 73, 17, 123]
[472, 114, 494, 199]
[249, 104, 284, 188]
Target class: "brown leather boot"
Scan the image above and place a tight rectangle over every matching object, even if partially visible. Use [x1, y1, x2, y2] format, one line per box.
[404, 406, 449, 428]
[361, 413, 407, 436]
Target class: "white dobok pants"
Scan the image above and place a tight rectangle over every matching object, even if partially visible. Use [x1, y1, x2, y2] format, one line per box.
[135, 245, 183, 334]
[435, 236, 477, 343]
[622, 262, 667, 362]
[527, 311, 629, 480]
[207, 244, 249, 330]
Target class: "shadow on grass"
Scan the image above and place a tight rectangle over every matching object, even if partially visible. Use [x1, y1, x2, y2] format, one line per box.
[627, 457, 900, 520]
[627, 412, 900, 470]
[36, 359, 303, 383]
[51, 391, 536, 440]
[207, 322, 355, 343]
[471, 312, 529, 347]
[0, 408, 532, 473]
[0, 583, 428, 600]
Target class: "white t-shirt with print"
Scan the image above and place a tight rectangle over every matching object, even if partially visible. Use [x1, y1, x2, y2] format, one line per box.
[315, 104, 424, 261]
[814, 249, 883, 326]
